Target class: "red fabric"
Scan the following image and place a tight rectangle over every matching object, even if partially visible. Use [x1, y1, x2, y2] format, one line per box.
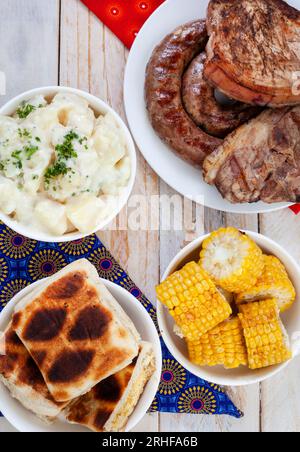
[81, 0, 165, 49]
[289, 204, 300, 215]
[82, 0, 299, 214]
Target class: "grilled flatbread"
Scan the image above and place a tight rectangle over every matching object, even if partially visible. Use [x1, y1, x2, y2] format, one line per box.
[12, 259, 140, 403]
[0, 322, 67, 421]
[66, 341, 156, 432]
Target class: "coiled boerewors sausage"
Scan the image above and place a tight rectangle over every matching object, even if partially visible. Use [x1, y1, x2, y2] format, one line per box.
[145, 20, 222, 167]
[182, 53, 261, 138]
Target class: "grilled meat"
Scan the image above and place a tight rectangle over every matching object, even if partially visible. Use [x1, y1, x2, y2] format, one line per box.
[145, 20, 222, 166]
[182, 52, 261, 137]
[203, 106, 300, 203]
[204, 0, 300, 107]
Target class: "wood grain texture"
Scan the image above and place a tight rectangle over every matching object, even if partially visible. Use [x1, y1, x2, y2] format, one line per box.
[0, 0, 299, 433]
[260, 210, 300, 432]
[0, 0, 60, 433]
[0, 0, 59, 103]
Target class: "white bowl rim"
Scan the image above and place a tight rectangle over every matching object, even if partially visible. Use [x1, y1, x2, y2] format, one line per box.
[0, 278, 162, 432]
[0, 85, 137, 243]
[157, 230, 300, 387]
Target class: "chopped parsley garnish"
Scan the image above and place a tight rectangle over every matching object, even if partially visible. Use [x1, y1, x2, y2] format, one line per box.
[18, 128, 32, 139]
[32, 175, 38, 180]
[44, 131, 80, 189]
[78, 136, 89, 150]
[16, 103, 36, 119]
[1, 138, 9, 147]
[8, 140, 39, 171]
[24, 145, 39, 160]
[11, 150, 23, 169]
[44, 161, 70, 187]
[0, 162, 5, 171]
[78, 136, 88, 145]
[35, 136, 41, 142]
[55, 131, 79, 160]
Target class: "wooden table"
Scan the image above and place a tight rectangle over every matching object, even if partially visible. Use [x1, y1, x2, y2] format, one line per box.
[0, 0, 299, 433]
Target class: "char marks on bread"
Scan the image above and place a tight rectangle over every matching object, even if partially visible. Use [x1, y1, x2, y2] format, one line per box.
[204, 0, 300, 107]
[0, 323, 68, 421]
[66, 341, 156, 432]
[12, 259, 140, 403]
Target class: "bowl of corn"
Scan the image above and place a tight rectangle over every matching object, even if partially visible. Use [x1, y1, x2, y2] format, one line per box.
[156, 227, 300, 386]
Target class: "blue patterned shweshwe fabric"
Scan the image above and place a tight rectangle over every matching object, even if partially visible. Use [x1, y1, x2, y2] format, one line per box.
[0, 223, 242, 418]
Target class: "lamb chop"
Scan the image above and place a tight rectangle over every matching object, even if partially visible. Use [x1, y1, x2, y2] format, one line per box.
[204, 0, 300, 107]
[203, 106, 300, 204]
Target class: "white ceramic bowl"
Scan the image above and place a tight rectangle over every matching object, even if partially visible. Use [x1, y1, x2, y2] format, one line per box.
[157, 231, 300, 386]
[0, 86, 137, 242]
[0, 279, 162, 432]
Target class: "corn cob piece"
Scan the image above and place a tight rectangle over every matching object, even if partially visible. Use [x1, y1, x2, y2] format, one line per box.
[236, 255, 296, 312]
[238, 299, 292, 370]
[200, 227, 264, 293]
[217, 287, 234, 305]
[156, 262, 232, 341]
[187, 317, 248, 369]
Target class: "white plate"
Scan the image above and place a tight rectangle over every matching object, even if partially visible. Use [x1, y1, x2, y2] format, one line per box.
[124, 0, 298, 214]
[0, 86, 137, 243]
[157, 231, 300, 386]
[0, 279, 162, 432]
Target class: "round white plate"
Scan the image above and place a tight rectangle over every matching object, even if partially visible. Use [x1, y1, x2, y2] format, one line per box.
[0, 279, 162, 432]
[124, 0, 298, 214]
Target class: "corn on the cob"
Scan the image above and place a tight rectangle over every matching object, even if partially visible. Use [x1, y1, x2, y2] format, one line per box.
[238, 299, 292, 370]
[187, 317, 248, 369]
[217, 287, 234, 305]
[236, 255, 296, 312]
[199, 227, 264, 293]
[156, 262, 232, 341]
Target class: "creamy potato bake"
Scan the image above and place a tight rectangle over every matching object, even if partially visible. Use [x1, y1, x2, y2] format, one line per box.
[0, 93, 131, 235]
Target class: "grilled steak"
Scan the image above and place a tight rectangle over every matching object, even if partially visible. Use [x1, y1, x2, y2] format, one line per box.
[204, 0, 300, 107]
[203, 106, 300, 203]
[182, 52, 261, 137]
[145, 20, 222, 167]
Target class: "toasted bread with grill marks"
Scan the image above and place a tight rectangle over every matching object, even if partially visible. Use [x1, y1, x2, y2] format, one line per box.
[12, 259, 140, 403]
[204, 0, 300, 107]
[66, 342, 156, 432]
[0, 323, 67, 421]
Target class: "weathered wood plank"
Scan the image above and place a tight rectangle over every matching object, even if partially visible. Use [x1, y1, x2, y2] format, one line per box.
[0, 0, 60, 433]
[0, 0, 59, 105]
[59, 0, 160, 432]
[260, 210, 300, 432]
